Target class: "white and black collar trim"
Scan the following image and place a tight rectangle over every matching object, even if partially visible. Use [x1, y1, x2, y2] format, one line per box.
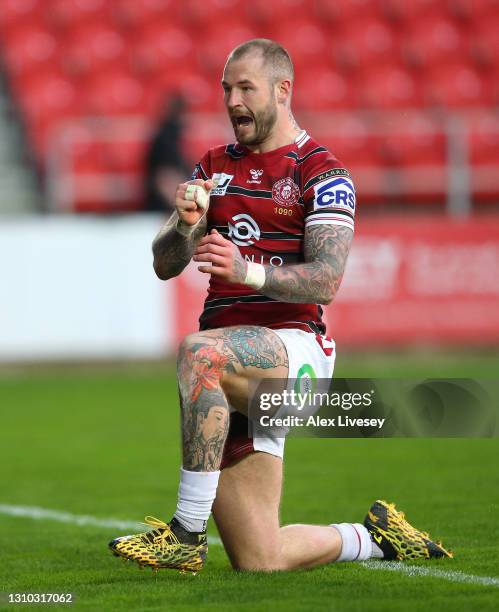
[295, 130, 310, 149]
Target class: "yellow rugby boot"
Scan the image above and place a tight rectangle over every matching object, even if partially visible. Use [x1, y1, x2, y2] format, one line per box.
[364, 500, 453, 561]
[109, 516, 207, 573]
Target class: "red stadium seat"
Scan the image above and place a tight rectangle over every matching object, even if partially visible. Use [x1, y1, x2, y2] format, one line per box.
[73, 139, 146, 174]
[380, 115, 446, 166]
[61, 24, 127, 77]
[293, 69, 353, 111]
[470, 114, 499, 165]
[13, 70, 80, 152]
[319, 117, 382, 166]
[470, 20, 499, 71]
[195, 23, 266, 75]
[43, 0, 111, 31]
[106, 140, 147, 175]
[271, 20, 329, 71]
[333, 19, 398, 72]
[132, 22, 194, 75]
[244, 0, 309, 26]
[359, 66, 421, 109]
[84, 71, 147, 115]
[0, 25, 58, 77]
[468, 0, 499, 22]
[380, 0, 449, 23]
[0, 0, 43, 32]
[425, 64, 491, 108]
[314, 0, 381, 23]
[147, 69, 223, 114]
[68, 125, 145, 213]
[112, 0, 177, 29]
[403, 17, 465, 69]
[469, 111, 499, 201]
[177, 0, 248, 27]
[72, 139, 106, 173]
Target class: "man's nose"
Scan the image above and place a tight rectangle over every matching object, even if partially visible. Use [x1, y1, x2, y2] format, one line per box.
[226, 89, 243, 109]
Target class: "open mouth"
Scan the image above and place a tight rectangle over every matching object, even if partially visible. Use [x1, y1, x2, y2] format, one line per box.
[232, 115, 253, 128]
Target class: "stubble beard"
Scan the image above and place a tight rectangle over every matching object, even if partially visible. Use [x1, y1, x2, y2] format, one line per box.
[235, 100, 278, 146]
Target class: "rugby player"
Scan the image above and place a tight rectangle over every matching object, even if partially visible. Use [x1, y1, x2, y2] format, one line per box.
[109, 39, 451, 572]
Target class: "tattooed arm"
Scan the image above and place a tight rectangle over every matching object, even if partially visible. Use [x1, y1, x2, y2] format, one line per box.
[194, 223, 353, 305]
[152, 211, 207, 280]
[152, 178, 213, 280]
[263, 224, 353, 304]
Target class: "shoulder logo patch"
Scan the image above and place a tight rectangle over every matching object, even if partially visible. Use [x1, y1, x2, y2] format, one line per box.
[211, 173, 234, 196]
[272, 177, 300, 206]
[313, 176, 355, 211]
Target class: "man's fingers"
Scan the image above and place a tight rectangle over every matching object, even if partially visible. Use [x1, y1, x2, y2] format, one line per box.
[206, 231, 229, 246]
[194, 243, 228, 256]
[197, 265, 212, 274]
[197, 232, 228, 246]
[176, 200, 198, 212]
[193, 253, 226, 266]
[197, 265, 225, 275]
[197, 265, 225, 276]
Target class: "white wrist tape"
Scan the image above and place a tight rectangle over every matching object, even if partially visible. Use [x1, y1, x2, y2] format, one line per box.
[244, 262, 266, 290]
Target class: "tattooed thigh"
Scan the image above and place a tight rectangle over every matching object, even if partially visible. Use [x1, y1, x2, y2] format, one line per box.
[178, 326, 289, 415]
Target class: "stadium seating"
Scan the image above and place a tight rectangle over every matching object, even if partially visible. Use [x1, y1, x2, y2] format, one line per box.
[0, 0, 496, 211]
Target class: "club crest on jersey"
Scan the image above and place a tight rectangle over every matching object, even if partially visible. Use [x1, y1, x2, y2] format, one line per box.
[313, 176, 356, 211]
[272, 177, 300, 206]
[247, 169, 263, 184]
[211, 173, 234, 196]
[228, 213, 261, 246]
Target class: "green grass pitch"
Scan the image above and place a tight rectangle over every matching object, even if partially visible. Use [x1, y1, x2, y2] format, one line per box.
[1, 350, 498, 611]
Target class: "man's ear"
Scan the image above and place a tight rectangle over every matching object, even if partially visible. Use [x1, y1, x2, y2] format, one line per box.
[276, 79, 292, 105]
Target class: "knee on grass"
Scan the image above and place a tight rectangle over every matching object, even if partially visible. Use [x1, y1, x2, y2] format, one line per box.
[230, 551, 285, 572]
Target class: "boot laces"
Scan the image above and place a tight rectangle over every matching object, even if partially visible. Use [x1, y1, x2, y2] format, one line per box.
[139, 516, 181, 550]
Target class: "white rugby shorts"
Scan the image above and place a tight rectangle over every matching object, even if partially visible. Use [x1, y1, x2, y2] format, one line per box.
[222, 329, 336, 467]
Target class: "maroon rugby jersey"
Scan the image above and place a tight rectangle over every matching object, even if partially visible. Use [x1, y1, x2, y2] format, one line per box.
[191, 130, 356, 334]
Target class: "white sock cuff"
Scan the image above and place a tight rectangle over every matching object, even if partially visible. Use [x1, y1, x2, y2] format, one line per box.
[180, 467, 220, 488]
[174, 468, 221, 532]
[178, 468, 220, 506]
[331, 523, 372, 562]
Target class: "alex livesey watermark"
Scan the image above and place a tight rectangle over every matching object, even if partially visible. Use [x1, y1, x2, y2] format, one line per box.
[248, 379, 499, 438]
[258, 388, 383, 429]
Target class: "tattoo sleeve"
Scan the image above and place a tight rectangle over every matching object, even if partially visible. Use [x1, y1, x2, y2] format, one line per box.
[152, 211, 207, 280]
[262, 224, 353, 304]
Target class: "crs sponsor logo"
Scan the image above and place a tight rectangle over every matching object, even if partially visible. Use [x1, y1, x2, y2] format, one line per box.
[228, 213, 261, 246]
[211, 173, 234, 196]
[313, 176, 355, 211]
[247, 169, 263, 184]
[272, 177, 300, 206]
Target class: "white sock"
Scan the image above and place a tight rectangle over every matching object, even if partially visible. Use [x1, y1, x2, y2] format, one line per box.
[330, 523, 376, 562]
[174, 468, 220, 533]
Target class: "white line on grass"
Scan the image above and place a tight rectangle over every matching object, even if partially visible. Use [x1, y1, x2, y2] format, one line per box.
[0, 503, 222, 545]
[362, 560, 499, 588]
[2, 503, 498, 588]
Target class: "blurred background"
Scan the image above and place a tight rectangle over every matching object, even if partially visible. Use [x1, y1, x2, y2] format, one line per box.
[0, 0, 498, 363]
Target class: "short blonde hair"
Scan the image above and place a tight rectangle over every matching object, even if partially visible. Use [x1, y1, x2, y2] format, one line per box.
[227, 38, 294, 83]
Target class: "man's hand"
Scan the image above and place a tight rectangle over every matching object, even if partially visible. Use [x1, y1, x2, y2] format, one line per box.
[193, 229, 248, 283]
[176, 179, 214, 227]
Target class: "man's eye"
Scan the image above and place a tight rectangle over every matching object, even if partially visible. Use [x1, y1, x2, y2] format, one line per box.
[242, 87, 252, 92]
